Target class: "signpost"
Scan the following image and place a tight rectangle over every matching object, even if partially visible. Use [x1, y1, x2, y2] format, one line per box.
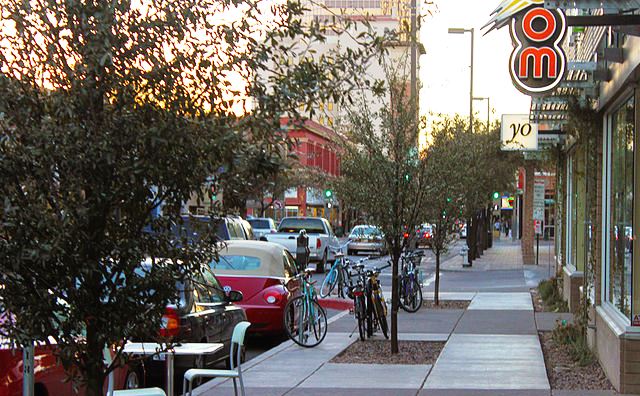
[533, 180, 545, 221]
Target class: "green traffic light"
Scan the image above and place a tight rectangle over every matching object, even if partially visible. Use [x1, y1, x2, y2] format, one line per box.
[324, 189, 333, 198]
[492, 191, 500, 200]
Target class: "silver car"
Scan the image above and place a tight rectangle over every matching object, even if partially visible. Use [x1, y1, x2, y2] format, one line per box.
[347, 225, 387, 256]
[248, 217, 277, 240]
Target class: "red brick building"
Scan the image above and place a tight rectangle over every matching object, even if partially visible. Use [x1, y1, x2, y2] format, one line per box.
[247, 118, 341, 226]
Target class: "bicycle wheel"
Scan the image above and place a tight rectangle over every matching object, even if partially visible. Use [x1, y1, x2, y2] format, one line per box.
[366, 294, 374, 337]
[374, 295, 389, 339]
[319, 267, 338, 298]
[399, 276, 423, 313]
[355, 296, 366, 341]
[283, 296, 327, 347]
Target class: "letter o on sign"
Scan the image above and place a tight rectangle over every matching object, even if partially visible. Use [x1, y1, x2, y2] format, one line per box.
[523, 7, 556, 42]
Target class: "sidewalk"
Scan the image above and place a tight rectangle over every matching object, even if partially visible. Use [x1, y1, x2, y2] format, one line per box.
[192, 241, 621, 396]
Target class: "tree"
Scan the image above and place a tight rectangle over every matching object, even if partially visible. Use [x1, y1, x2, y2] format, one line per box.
[420, 116, 468, 305]
[336, 57, 427, 354]
[0, 1, 386, 394]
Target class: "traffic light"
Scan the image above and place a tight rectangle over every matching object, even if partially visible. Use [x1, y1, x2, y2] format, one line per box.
[324, 189, 333, 199]
[492, 191, 500, 200]
[446, 197, 452, 203]
[211, 183, 218, 200]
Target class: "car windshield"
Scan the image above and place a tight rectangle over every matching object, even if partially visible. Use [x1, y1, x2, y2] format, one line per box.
[249, 219, 272, 229]
[211, 255, 262, 271]
[278, 218, 325, 234]
[350, 226, 381, 238]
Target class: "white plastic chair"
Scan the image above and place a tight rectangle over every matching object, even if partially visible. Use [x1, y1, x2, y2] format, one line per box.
[182, 321, 251, 396]
[104, 347, 166, 396]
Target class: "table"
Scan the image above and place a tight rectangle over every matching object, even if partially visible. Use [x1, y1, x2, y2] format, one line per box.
[123, 342, 224, 395]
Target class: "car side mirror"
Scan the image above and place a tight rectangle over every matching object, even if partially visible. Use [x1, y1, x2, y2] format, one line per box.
[227, 290, 243, 303]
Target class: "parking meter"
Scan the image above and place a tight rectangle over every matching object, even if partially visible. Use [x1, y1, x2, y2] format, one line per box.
[296, 230, 310, 271]
[460, 245, 470, 267]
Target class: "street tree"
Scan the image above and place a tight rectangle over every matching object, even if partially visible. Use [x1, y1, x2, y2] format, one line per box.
[420, 115, 468, 305]
[336, 58, 428, 354]
[0, 1, 387, 394]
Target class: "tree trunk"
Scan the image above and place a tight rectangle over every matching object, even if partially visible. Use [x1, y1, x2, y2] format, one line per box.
[391, 245, 400, 354]
[435, 251, 441, 306]
[466, 217, 474, 266]
[84, 320, 106, 396]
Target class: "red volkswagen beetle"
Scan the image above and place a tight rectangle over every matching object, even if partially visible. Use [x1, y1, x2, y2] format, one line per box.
[210, 240, 300, 335]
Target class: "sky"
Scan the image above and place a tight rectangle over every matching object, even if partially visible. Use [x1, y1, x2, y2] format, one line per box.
[419, 0, 532, 123]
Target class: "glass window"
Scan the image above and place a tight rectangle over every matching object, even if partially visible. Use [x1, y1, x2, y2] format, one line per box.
[279, 218, 326, 234]
[227, 220, 246, 240]
[608, 95, 634, 319]
[212, 255, 262, 271]
[193, 268, 226, 304]
[283, 251, 299, 278]
[249, 219, 271, 229]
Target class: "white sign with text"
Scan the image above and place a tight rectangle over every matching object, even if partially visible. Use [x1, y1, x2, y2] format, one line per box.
[501, 114, 538, 151]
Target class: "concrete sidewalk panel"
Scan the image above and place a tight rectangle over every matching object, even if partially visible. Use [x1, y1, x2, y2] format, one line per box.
[468, 292, 533, 310]
[424, 334, 549, 390]
[287, 389, 417, 395]
[194, 387, 289, 395]
[454, 310, 537, 335]
[298, 363, 432, 389]
[398, 309, 465, 334]
[418, 390, 549, 396]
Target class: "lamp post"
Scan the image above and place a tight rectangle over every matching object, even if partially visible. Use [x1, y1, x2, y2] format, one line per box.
[473, 96, 490, 132]
[448, 27, 474, 133]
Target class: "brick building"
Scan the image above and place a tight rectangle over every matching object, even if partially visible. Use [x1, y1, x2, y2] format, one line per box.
[247, 118, 341, 226]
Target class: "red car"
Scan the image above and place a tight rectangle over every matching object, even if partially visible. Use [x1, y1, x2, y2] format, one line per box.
[0, 341, 129, 396]
[210, 240, 300, 335]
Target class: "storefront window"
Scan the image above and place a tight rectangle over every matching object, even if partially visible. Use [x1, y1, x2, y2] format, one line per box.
[608, 95, 634, 319]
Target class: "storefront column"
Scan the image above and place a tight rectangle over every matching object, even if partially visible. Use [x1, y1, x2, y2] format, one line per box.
[522, 162, 535, 264]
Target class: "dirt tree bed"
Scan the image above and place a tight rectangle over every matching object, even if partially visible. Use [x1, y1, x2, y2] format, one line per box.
[539, 332, 614, 391]
[331, 340, 444, 365]
[422, 300, 470, 310]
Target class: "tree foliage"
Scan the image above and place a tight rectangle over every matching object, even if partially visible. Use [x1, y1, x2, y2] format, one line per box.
[0, 1, 387, 394]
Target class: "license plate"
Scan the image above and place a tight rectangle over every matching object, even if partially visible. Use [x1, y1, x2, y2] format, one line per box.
[152, 354, 166, 361]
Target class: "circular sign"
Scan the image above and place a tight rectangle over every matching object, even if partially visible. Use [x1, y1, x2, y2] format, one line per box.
[273, 200, 283, 209]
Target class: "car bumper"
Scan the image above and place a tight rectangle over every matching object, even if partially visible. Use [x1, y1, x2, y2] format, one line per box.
[348, 241, 385, 252]
[241, 304, 286, 334]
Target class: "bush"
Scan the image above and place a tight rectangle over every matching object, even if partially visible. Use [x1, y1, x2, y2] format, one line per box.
[538, 278, 569, 312]
[552, 320, 595, 366]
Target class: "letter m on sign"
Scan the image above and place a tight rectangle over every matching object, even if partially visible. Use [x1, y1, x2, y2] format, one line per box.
[518, 47, 558, 79]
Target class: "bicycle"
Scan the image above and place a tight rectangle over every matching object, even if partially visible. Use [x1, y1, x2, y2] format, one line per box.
[345, 259, 369, 341]
[364, 263, 390, 339]
[398, 250, 424, 313]
[320, 244, 351, 298]
[283, 269, 328, 347]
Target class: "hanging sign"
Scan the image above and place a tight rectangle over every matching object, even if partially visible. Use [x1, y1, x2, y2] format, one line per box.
[501, 114, 538, 151]
[485, 1, 567, 96]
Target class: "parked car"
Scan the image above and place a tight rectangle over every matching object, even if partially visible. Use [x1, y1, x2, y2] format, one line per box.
[264, 217, 340, 273]
[210, 240, 300, 335]
[0, 338, 129, 395]
[347, 225, 387, 256]
[248, 218, 277, 240]
[235, 216, 256, 240]
[176, 215, 249, 242]
[135, 259, 247, 388]
[416, 224, 434, 248]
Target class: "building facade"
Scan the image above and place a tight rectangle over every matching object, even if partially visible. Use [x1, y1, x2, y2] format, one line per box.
[527, 2, 640, 392]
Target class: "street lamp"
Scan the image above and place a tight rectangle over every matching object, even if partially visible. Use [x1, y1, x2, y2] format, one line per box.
[473, 96, 490, 132]
[448, 27, 475, 133]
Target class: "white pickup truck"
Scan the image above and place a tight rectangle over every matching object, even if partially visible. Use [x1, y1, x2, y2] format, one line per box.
[264, 217, 340, 273]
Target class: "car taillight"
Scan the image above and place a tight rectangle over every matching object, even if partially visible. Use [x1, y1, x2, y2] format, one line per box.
[159, 307, 180, 338]
[316, 239, 321, 249]
[263, 290, 282, 304]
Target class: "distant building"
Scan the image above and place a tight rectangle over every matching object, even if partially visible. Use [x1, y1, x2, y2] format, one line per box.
[247, 118, 341, 226]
